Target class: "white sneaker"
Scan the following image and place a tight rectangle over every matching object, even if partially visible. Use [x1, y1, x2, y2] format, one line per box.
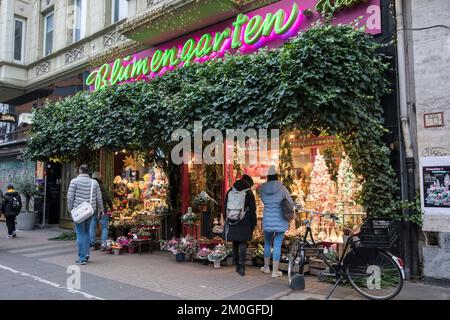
[7, 235, 13, 239]
[272, 270, 283, 278]
[260, 266, 271, 274]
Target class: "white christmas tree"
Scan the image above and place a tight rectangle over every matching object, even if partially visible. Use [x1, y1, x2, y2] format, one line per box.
[306, 152, 336, 213]
[336, 153, 362, 217]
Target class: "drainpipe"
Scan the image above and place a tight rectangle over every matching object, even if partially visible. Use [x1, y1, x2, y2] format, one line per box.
[395, 0, 420, 279]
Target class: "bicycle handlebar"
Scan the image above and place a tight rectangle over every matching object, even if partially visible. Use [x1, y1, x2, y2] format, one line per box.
[295, 206, 340, 221]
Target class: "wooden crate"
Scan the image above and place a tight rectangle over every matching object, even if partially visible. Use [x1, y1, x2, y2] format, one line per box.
[309, 258, 327, 269]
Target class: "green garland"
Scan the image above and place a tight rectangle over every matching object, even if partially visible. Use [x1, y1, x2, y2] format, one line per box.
[26, 23, 409, 220]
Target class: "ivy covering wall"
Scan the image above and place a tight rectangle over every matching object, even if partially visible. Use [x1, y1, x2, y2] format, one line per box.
[26, 24, 400, 218]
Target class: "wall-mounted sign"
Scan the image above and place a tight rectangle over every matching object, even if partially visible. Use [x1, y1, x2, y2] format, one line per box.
[0, 113, 16, 123]
[424, 112, 444, 128]
[86, 0, 381, 91]
[36, 161, 45, 181]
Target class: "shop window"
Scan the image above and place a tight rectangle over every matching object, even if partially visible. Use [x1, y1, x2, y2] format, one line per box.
[13, 17, 26, 62]
[238, 131, 366, 245]
[110, 151, 168, 240]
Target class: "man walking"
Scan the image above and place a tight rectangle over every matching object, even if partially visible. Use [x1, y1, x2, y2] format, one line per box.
[67, 165, 104, 265]
[1, 184, 22, 239]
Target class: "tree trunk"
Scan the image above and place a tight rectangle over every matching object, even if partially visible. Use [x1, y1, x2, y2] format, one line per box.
[25, 196, 31, 212]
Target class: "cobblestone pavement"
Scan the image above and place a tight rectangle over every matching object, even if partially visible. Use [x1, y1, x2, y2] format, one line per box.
[1, 223, 450, 300]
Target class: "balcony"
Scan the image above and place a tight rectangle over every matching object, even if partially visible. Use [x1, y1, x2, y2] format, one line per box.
[118, 0, 277, 45]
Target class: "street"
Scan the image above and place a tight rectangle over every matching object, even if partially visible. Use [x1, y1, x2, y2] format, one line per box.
[1, 224, 449, 300]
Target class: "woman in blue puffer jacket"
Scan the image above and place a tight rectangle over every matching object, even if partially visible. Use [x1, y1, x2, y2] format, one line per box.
[260, 165, 294, 278]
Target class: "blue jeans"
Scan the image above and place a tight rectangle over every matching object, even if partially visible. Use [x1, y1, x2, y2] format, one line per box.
[90, 213, 109, 246]
[264, 231, 285, 262]
[75, 216, 92, 262]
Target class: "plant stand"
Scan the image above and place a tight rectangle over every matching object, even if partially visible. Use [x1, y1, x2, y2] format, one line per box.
[213, 260, 221, 269]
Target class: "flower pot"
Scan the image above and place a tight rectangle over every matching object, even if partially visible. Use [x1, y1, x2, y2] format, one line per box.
[213, 260, 221, 269]
[128, 246, 136, 254]
[106, 248, 112, 254]
[175, 253, 186, 262]
[113, 247, 122, 255]
[17, 211, 37, 231]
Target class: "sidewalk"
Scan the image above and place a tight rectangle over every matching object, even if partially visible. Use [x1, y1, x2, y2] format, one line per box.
[1, 223, 450, 300]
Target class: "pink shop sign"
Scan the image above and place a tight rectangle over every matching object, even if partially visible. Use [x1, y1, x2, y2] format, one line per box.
[86, 0, 382, 91]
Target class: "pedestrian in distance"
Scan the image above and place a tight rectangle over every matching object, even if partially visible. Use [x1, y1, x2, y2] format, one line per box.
[67, 164, 104, 265]
[223, 174, 257, 276]
[89, 172, 114, 251]
[260, 165, 295, 278]
[1, 185, 22, 239]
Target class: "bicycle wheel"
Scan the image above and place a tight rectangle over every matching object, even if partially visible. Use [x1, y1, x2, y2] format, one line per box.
[288, 239, 303, 285]
[346, 248, 403, 300]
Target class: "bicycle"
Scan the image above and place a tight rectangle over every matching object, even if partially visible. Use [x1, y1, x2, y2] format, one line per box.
[287, 207, 405, 300]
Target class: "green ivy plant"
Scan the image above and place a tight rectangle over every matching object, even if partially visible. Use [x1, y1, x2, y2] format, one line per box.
[25, 23, 409, 221]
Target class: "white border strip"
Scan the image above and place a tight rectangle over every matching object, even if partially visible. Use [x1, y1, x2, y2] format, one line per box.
[0, 264, 104, 300]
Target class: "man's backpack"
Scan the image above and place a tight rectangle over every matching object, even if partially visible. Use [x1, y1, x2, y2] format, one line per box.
[11, 194, 21, 211]
[226, 187, 249, 224]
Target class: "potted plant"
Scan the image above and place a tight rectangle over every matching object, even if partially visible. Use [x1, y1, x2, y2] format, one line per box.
[160, 236, 197, 262]
[196, 247, 211, 265]
[14, 173, 40, 230]
[252, 244, 265, 267]
[111, 242, 123, 255]
[193, 191, 217, 212]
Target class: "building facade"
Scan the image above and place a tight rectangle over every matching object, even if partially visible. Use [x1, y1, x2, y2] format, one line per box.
[404, 0, 450, 285]
[0, 0, 425, 280]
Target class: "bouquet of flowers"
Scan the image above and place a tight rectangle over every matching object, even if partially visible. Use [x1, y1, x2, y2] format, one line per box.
[197, 247, 211, 260]
[160, 236, 197, 255]
[116, 236, 130, 246]
[207, 244, 228, 262]
[252, 244, 265, 259]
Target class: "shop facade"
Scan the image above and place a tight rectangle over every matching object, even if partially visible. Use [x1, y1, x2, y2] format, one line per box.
[75, 0, 406, 263]
[27, 0, 421, 276]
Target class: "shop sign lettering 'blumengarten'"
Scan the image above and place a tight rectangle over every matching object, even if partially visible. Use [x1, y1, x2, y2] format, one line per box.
[86, 0, 381, 91]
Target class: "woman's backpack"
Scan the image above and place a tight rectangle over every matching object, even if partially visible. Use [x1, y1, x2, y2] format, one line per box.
[226, 187, 249, 224]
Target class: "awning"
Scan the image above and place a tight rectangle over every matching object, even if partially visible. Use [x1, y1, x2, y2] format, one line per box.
[118, 0, 277, 46]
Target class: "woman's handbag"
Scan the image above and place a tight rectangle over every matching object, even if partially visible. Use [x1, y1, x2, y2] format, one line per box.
[71, 180, 95, 224]
[281, 192, 295, 221]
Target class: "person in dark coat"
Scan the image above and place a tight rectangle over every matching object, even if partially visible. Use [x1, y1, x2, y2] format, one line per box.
[1, 184, 22, 239]
[223, 175, 257, 276]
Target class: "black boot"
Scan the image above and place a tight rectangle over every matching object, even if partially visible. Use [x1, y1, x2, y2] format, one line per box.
[233, 241, 240, 272]
[239, 265, 245, 276]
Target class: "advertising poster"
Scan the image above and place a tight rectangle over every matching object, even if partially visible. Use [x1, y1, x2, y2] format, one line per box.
[423, 166, 450, 208]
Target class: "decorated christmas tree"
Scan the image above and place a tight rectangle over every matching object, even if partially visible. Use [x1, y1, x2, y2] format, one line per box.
[336, 153, 362, 217]
[306, 152, 336, 213]
[279, 136, 295, 193]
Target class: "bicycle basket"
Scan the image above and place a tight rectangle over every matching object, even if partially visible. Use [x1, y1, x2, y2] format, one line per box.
[358, 218, 400, 248]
